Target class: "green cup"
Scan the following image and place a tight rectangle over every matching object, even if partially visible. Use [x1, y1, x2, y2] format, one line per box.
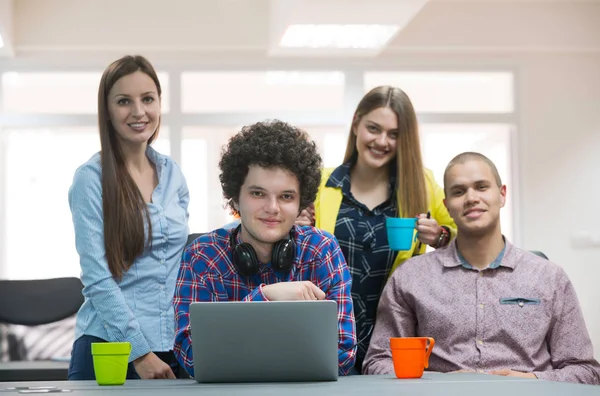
[91, 342, 131, 385]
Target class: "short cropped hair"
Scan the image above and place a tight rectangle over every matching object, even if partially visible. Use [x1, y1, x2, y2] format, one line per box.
[443, 152, 503, 195]
[219, 120, 322, 216]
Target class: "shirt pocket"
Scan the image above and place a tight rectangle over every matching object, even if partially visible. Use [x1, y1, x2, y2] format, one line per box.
[496, 296, 551, 345]
[499, 297, 541, 307]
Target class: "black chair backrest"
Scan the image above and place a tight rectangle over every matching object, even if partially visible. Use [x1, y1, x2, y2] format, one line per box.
[0, 277, 84, 326]
[529, 250, 549, 260]
[186, 233, 206, 248]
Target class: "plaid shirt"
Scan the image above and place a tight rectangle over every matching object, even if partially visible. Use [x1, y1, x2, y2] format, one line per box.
[326, 163, 398, 370]
[173, 225, 357, 377]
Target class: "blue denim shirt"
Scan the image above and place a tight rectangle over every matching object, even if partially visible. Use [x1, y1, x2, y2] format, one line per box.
[69, 146, 189, 362]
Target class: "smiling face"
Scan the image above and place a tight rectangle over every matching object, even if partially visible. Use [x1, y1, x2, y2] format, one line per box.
[353, 106, 399, 170]
[444, 159, 506, 239]
[107, 70, 160, 148]
[236, 165, 301, 255]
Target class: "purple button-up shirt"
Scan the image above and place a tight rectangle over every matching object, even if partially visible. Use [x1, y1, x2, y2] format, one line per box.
[363, 240, 600, 385]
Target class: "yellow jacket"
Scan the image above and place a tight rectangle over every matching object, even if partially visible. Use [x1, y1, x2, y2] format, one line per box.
[314, 167, 457, 274]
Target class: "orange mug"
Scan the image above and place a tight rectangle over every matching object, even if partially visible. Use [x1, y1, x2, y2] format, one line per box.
[390, 337, 435, 379]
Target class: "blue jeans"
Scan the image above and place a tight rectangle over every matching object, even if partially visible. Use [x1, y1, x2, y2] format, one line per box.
[346, 366, 361, 376]
[68, 335, 187, 380]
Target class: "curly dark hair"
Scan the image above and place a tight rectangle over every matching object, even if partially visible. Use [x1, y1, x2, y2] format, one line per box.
[219, 120, 322, 216]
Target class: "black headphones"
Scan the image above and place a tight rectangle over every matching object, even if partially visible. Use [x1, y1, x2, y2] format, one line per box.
[229, 224, 296, 277]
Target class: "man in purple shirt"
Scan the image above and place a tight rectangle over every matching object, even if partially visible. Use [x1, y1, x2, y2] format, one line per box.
[363, 152, 600, 384]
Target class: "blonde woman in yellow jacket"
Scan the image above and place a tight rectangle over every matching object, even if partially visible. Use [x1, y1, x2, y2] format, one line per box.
[297, 86, 456, 374]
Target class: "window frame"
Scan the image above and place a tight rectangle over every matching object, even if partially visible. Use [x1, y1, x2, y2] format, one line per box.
[0, 62, 520, 278]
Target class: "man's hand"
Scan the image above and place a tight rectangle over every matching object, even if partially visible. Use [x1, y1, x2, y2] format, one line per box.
[489, 369, 537, 379]
[262, 281, 325, 301]
[295, 203, 315, 226]
[133, 352, 176, 379]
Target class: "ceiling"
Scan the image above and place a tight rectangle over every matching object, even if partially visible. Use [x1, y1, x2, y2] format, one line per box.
[0, 0, 599, 61]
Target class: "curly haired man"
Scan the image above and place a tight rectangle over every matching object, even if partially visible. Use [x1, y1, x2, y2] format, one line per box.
[173, 120, 357, 377]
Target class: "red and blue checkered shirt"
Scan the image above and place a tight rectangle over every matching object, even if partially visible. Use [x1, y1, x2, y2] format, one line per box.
[173, 225, 357, 377]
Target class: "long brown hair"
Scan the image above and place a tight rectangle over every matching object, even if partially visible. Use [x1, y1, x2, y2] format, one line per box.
[343, 86, 427, 217]
[98, 55, 162, 280]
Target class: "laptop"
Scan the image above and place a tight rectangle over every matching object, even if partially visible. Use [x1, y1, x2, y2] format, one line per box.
[189, 300, 339, 383]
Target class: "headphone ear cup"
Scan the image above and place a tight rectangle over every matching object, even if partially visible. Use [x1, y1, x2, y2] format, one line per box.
[232, 243, 260, 277]
[272, 238, 295, 273]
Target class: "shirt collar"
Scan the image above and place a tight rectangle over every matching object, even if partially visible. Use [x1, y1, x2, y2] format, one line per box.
[325, 162, 397, 195]
[326, 163, 351, 189]
[146, 145, 166, 176]
[445, 236, 514, 270]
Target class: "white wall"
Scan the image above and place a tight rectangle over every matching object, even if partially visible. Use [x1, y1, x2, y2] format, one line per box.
[518, 53, 600, 356]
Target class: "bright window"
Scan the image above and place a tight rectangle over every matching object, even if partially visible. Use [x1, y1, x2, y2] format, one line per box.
[2, 127, 170, 279]
[3, 127, 99, 279]
[181, 127, 239, 233]
[0, 68, 516, 279]
[1, 72, 170, 114]
[322, 131, 349, 168]
[181, 71, 345, 113]
[364, 71, 513, 113]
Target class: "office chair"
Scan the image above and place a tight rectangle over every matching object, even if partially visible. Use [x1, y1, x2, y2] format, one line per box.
[0, 277, 84, 326]
[187, 233, 206, 248]
[0, 277, 83, 380]
[529, 250, 549, 260]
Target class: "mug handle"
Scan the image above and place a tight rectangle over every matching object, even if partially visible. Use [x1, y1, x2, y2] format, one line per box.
[423, 338, 435, 369]
[413, 221, 419, 242]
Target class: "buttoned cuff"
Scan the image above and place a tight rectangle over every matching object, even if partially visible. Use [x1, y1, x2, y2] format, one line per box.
[242, 284, 269, 302]
[128, 332, 152, 362]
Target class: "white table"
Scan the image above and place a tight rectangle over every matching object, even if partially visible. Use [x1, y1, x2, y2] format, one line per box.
[0, 372, 598, 395]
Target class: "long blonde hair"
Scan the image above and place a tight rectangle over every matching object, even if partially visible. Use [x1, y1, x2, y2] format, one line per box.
[343, 86, 427, 217]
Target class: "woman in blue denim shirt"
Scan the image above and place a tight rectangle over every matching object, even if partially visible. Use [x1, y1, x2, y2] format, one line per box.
[67, 55, 190, 380]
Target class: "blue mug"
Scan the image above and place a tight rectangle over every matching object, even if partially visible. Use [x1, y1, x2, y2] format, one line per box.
[386, 217, 418, 251]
